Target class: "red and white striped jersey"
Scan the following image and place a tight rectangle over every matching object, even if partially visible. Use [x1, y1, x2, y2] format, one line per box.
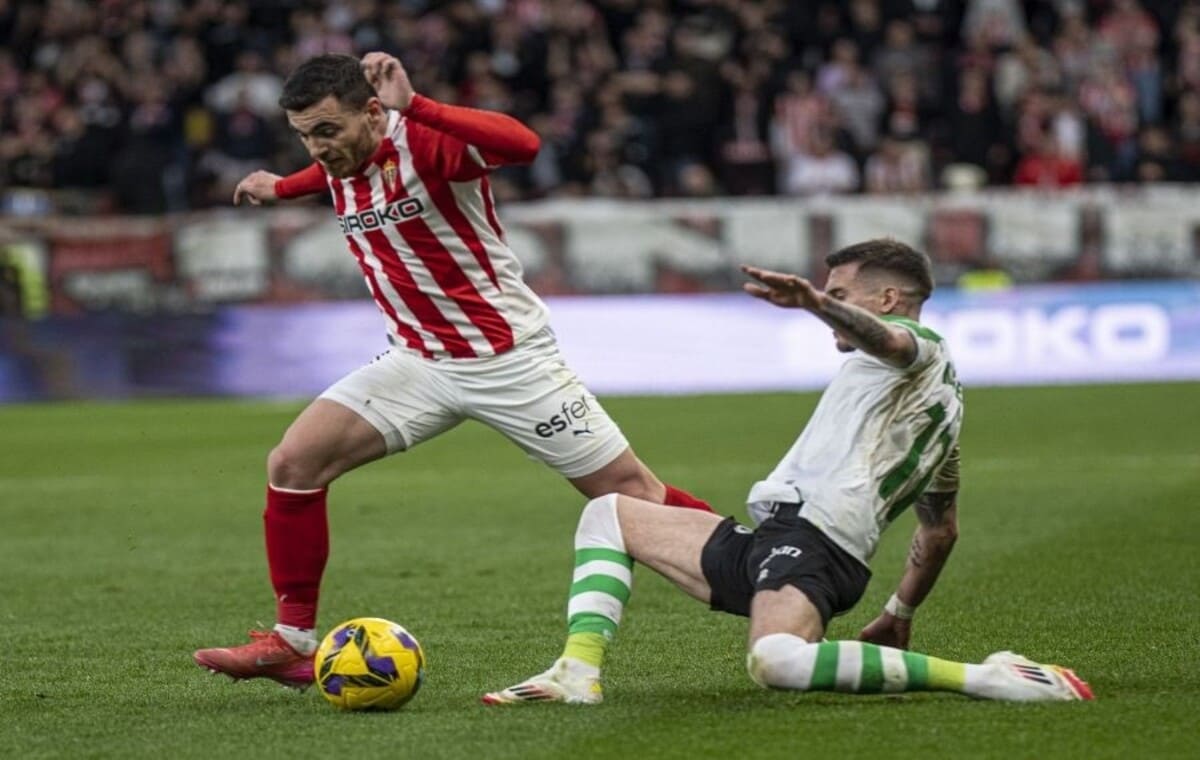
[323, 108, 548, 359]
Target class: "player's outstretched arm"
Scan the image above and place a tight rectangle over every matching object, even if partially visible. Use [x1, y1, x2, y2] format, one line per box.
[233, 164, 327, 205]
[741, 265, 917, 367]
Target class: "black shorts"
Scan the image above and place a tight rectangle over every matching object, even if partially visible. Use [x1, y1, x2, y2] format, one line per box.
[700, 503, 871, 625]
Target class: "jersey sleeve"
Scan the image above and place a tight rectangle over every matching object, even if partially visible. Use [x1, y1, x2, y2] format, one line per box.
[411, 125, 492, 182]
[401, 94, 540, 181]
[274, 162, 328, 198]
[880, 315, 945, 372]
[927, 444, 961, 494]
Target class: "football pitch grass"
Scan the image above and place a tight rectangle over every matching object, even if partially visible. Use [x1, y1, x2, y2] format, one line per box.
[1, 383, 1197, 759]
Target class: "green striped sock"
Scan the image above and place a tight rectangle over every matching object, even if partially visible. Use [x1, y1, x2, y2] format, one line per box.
[805, 641, 967, 693]
[560, 546, 632, 669]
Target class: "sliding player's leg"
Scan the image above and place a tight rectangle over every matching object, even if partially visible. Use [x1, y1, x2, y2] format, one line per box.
[744, 528, 1094, 701]
[482, 493, 723, 705]
[747, 596, 1092, 700]
[745, 585, 982, 696]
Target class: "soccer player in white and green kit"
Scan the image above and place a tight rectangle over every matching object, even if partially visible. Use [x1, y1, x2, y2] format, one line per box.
[483, 239, 1093, 705]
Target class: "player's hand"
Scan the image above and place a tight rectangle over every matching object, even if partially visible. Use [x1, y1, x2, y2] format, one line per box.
[361, 52, 414, 110]
[741, 265, 825, 310]
[233, 170, 281, 206]
[858, 611, 912, 649]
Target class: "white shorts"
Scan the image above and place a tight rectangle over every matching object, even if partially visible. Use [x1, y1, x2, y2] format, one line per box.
[319, 328, 630, 479]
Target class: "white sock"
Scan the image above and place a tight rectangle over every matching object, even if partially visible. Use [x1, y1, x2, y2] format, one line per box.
[747, 633, 812, 688]
[274, 624, 318, 655]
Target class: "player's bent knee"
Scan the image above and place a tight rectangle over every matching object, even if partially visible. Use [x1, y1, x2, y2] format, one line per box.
[576, 494, 626, 552]
[267, 445, 326, 490]
[747, 633, 812, 690]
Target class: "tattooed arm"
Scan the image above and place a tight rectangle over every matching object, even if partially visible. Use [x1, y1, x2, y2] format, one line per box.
[857, 492, 958, 649]
[741, 265, 917, 367]
[859, 447, 961, 649]
[896, 491, 959, 608]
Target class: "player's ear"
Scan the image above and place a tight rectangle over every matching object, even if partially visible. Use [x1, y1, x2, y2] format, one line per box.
[365, 96, 386, 124]
[879, 285, 902, 313]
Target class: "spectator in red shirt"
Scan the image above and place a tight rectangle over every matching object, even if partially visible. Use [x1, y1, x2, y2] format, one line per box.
[1013, 131, 1082, 187]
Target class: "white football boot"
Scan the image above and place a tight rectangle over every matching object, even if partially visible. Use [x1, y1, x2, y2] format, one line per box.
[980, 651, 1094, 701]
[482, 658, 603, 705]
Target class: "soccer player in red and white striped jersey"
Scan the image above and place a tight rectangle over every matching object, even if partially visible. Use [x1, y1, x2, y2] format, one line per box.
[253, 55, 546, 360]
[193, 53, 711, 688]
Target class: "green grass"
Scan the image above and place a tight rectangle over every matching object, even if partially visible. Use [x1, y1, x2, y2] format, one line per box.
[1, 383, 1198, 759]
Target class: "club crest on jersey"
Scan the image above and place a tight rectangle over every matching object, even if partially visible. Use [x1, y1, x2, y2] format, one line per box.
[338, 197, 426, 233]
[381, 158, 398, 193]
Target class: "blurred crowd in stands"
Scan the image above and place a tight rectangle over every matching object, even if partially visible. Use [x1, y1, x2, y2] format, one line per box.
[2, 0, 1199, 214]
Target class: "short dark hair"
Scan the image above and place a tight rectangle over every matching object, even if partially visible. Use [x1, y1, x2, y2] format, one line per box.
[279, 54, 376, 112]
[825, 239, 934, 302]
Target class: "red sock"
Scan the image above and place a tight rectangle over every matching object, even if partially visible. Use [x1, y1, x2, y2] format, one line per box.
[264, 484, 329, 630]
[662, 484, 714, 513]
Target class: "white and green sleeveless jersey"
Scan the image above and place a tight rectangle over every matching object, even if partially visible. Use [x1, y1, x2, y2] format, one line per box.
[746, 316, 963, 566]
